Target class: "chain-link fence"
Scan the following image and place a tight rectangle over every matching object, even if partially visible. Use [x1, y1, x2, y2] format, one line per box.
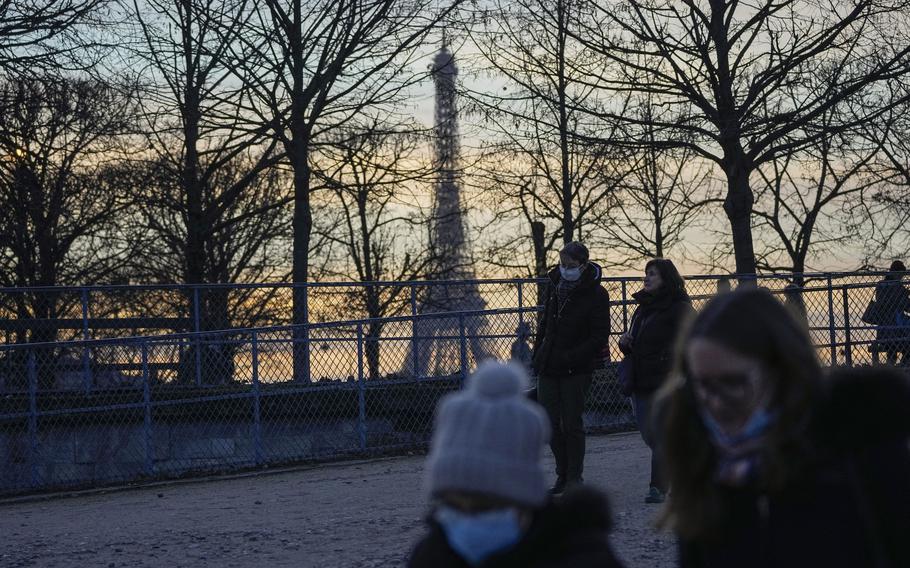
[0, 280, 542, 344]
[0, 307, 632, 495]
[1, 271, 908, 495]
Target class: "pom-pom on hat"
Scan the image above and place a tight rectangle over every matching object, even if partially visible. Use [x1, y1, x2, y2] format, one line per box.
[424, 360, 551, 508]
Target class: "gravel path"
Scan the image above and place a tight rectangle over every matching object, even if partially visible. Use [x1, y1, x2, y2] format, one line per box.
[0, 432, 676, 567]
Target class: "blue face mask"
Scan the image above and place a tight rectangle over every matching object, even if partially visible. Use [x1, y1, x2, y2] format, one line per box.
[700, 404, 777, 449]
[560, 265, 583, 281]
[434, 506, 524, 566]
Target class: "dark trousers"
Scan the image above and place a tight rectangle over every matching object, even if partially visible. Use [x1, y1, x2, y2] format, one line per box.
[538, 374, 591, 482]
[633, 393, 666, 491]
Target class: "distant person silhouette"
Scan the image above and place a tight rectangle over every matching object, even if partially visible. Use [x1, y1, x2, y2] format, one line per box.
[658, 289, 910, 568]
[510, 321, 533, 368]
[875, 261, 910, 365]
[783, 282, 807, 324]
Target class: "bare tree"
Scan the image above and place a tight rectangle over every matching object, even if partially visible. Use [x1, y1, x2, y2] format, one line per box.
[127, 155, 293, 317]
[0, 0, 109, 77]
[0, 77, 136, 385]
[466, 0, 632, 278]
[312, 118, 437, 378]
[0, 76, 137, 289]
[123, 0, 299, 383]
[130, 0, 285, 285]
[574, 1, 910, 276]
[596, 100, 716, 269]
[748, 109, 888, 282]
[859, 117, 910, 263]
[227, 0, 462, 380]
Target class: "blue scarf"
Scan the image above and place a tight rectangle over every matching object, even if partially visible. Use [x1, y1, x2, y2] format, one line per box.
[699, 406, 778, 486]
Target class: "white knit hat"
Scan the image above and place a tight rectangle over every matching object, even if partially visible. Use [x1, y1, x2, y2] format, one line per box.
[424, 360, 551, 507]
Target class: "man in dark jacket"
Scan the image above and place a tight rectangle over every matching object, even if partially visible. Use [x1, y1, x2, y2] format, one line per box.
[531, 241, 610, 494]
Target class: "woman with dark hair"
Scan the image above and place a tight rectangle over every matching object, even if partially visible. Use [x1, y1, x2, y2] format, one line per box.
[875, 260, 910, 365]
[618, 258, 693, 503]
[658, 289, 910, 568]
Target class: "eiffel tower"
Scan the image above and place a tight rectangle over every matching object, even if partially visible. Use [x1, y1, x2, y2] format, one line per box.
[406, 44, 490, 378]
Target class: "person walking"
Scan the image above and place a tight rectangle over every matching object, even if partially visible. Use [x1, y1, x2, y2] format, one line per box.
[658, 289, 910, 568]
[875, 260, 910, 365]
[407, 360, 624, 568]
[530, 242, 610, 494]
[618, 258, 693, 504]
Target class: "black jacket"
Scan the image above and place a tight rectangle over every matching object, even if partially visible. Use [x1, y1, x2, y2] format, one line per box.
[679, 367, 910, 568]
[407, 487, 624, 568]
[531, 263, 610, 377]
[875, 279, 910, 345]
[620, 289, 693, 394]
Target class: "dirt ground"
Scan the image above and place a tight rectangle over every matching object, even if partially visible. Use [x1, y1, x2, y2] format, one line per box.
[0, 432, 676, 568]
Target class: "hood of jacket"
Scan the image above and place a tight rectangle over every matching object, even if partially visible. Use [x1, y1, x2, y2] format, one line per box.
[546, 261, 603, 289]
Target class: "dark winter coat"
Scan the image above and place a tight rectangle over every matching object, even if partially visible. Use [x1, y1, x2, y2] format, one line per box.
[875, 278, 910, 347]
[620, 289, 694, 395]
[678, 367, 910, 568]
[531, 263, 610, 377]
[407, 486, 624, 568]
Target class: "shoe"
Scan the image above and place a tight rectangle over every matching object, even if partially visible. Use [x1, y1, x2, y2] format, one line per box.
[549, 477, 567, 495]
[645, 486, 666, 504]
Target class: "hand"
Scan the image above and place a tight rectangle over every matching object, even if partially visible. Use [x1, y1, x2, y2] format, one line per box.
[619, 333, 632, 349]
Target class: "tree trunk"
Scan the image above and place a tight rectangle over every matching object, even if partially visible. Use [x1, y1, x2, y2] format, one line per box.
[363, 280, 382, 379]
[531, 220, 548, 305]
[556, 0, 573, 245]
[722, 157, 757, 282]
[291, 139, 312, 383]
[366, 321, 382, 381]
[202, 286, 234, 384]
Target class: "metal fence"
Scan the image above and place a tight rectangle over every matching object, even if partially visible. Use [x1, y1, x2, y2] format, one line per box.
[0, 307, 635, 496]
[0, 279, 544, 344]
[0, 271, 908, 495]
[1, 271, 902, 345]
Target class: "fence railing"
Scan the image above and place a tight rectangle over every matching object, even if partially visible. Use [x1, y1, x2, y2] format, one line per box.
[1, 271, 908, 495]
[0, 271, 899, 344]
[0, 307, 634, 496]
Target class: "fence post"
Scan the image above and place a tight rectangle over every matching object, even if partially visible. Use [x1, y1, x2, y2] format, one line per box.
[193, 287, 202, 386]
[842, 286, 853, 367]
[356, 324, 366, 452]
[621, 278, 629, 333]
[251, 332, 263, 465]
[81, 289, 92, 394]
[459, 313, 468, 382]
[142, 341, 154, 476]
[410, 285, 419, 378]
[27, 351, 39, 489]
[517, 282, 524, 329]
[826, 275, 837, 365]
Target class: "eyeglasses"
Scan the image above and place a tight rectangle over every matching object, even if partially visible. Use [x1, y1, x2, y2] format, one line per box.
[689, 367, 765, 409]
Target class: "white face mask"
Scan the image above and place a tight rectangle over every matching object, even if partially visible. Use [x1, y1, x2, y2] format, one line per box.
[560, 264, 583, 281]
